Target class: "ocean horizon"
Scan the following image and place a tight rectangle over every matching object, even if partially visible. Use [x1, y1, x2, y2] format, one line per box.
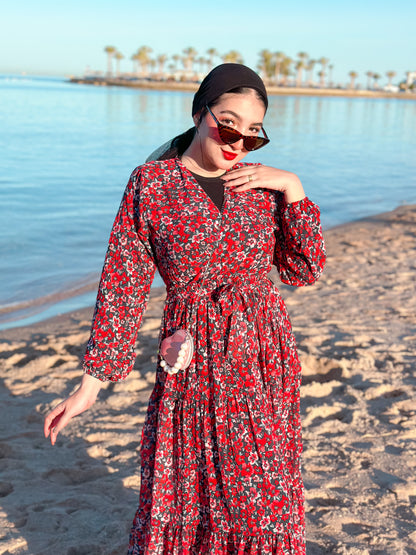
[1, 74, 415, 330]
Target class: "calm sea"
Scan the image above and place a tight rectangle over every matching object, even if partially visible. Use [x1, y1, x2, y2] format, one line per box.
[1, 75, 415, 329]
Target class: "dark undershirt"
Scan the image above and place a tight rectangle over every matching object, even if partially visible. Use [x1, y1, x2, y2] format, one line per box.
[190, 171, 225, 213]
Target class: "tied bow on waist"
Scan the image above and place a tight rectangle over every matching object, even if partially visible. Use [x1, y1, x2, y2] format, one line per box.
[167, 276, 273, 387]
[211, 280, 259, 364]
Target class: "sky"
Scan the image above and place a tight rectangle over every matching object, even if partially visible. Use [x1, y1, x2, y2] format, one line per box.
[1, 0, 415, 86]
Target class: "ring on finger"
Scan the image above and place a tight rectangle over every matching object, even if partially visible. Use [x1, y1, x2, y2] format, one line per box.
[248, 175, 253, 182]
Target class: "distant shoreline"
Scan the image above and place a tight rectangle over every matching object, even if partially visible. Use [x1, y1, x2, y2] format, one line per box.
[68, 76, 416, 100]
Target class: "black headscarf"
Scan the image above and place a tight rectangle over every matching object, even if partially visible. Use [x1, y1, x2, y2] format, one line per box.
[192, 63, 268, 116]
[146, 63, 268, 162]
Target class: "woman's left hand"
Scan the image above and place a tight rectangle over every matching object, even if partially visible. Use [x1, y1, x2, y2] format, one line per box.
[222, 165, 306, 204]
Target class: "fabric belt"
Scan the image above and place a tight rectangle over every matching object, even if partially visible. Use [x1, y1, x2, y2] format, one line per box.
[166, 275, 274, 389]
[166, 274, 272, 304]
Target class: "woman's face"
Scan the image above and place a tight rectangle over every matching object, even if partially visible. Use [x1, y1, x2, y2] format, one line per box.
[191, 90, 266, 174]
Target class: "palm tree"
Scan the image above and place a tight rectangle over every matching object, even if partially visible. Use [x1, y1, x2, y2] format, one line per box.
[366, 71, 373, 90]
[136, 45, 153, 76]
[348, 71, 358, 89]
[114, 51, 124, 78]
[104, 45, 116, 77]
[131, 53, 139, 76]
[157, 54, 167, 76]
[297, 52, 309, 68]
[222, 50, 244, 64]
[258, 49, 273, 82]
[386, 71, 396, 86]
[328, 64, 334, 87]
[372, 73, 381, 89]
[182, 47, 198, 72]
[295, 60, 306, 87]
[196, 56, 206, 74]
[280, 57, 293, 86]
[318, 57, 330, 87]
[206, 48, 219, 70]
[168, 62, 175, 76]
[306, 59, 316, 86]
[172, 54, 180, 72]
[273, 51, 285, 85]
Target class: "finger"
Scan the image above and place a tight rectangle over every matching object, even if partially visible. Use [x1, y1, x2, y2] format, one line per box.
[44, 404, 65, 438]
[224, 174, 258, 188]
[223, 169, 253, 181]
[50, 410, 72, 445]
[224, 178, 250, 188]
[228, 182, 262, 193]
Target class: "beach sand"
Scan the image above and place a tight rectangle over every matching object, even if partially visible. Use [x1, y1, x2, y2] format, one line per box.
[1, 205, 415, 554]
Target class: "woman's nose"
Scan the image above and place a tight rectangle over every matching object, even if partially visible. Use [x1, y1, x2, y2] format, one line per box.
[231, 138, 245, 150]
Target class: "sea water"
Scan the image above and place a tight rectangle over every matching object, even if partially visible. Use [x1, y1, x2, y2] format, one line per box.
[1, 75, 415, 329]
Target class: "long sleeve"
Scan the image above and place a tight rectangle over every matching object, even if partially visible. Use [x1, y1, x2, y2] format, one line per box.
[82, 168, 156, 381]
[273, 194, 326, 286]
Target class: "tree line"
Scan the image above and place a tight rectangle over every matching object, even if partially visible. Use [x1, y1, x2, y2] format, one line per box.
[100, 45, 409, 90]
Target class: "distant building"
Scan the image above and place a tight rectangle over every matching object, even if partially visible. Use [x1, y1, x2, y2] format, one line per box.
[406, 71, 416, 87]
[383, 84, 399, 92]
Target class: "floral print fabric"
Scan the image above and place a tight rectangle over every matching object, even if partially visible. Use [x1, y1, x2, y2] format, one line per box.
[83, 158, 326, 554]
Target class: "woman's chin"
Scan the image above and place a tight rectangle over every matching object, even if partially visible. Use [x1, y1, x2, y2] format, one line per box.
[216, 153, 245, 170]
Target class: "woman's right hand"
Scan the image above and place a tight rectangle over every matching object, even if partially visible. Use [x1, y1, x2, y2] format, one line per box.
[44, 373, 103, 445]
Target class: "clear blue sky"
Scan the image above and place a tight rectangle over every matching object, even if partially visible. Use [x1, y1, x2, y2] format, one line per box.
[1, 0, 415, 86]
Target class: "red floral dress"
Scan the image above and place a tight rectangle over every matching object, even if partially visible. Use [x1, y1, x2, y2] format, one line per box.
[83, 158, 326, 554]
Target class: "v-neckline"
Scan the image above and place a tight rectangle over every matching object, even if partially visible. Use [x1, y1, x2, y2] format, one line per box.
[176, 158, 229, 217]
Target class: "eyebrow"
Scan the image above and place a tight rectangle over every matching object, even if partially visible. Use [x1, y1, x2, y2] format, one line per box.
[218, 109, 263, 127]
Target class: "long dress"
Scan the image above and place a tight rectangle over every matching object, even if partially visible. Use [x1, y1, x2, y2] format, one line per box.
[82, 158, 326, 554]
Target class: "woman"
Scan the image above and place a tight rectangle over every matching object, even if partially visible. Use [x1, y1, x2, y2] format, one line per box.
[44, 64, 326, 554]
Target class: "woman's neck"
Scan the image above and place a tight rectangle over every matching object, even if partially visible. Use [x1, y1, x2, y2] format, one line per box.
[181, 156, 223, 178]
[181, 144, 225, 178]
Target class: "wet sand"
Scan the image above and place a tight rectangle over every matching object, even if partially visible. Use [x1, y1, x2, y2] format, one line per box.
[1, 204, 415, 554]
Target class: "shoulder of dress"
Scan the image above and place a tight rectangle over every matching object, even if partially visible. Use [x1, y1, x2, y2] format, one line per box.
[143, 158, 177, 171]
[127, 159, 182, 207]
[128, 159, 178, 190]
[130, 158, 176, 180]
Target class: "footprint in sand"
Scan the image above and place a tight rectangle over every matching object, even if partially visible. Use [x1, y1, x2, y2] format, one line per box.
[302, 404, 353, 428]
[0, 481, 14, 497]
[300, 354, 344, 384]
[341, 521, 377, 538]
[42, 467, 109, 485]
[0, 442, 15, 459]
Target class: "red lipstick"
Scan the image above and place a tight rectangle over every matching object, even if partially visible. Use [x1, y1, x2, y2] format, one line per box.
[222, 150, 238, 161]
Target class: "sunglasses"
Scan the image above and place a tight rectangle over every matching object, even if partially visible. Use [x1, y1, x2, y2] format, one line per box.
[205, 105, 270, 151]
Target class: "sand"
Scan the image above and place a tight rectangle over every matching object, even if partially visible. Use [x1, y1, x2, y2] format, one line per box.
[1, 204, 415, 554]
